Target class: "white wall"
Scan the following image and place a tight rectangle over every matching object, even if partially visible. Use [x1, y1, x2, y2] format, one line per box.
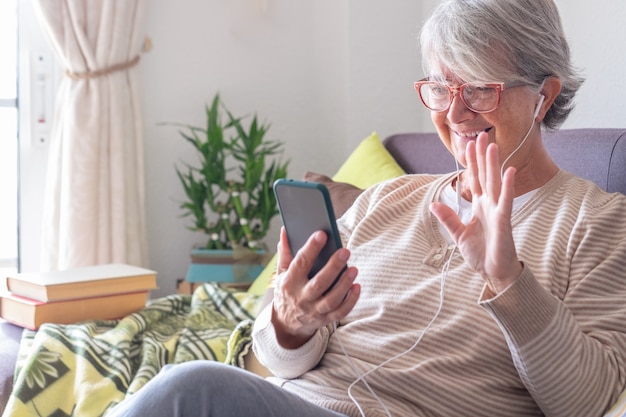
[19, 0, 626, 297]
[346, 1, 426, 145]
[555, 0, 626, 128]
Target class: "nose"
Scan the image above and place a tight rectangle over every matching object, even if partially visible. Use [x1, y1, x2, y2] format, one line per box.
[447, 91, 474, 123]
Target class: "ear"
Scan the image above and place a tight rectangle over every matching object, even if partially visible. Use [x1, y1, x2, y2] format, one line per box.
[536, 76, 562, 122]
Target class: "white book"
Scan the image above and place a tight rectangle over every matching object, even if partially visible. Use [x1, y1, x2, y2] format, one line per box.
[5, 263, 158, 302]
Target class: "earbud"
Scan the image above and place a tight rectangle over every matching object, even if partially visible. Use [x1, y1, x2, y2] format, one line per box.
[533, 94, 545, 120]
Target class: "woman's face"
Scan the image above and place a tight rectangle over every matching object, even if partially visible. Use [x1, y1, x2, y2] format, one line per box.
[431, 75, 540, 169]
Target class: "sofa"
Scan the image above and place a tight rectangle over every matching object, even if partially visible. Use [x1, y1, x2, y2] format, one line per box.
[1, 128, 625, 416]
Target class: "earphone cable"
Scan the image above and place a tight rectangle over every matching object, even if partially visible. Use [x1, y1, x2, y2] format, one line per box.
[335, 244, 458, 417]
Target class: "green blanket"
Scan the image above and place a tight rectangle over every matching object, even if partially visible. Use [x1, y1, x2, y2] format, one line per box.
[2, 283, 262, 417]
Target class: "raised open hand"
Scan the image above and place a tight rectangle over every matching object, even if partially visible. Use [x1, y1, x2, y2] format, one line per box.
[430, 132, 523, 294]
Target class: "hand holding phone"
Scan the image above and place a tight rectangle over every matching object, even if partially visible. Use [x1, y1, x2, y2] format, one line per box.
[272, 179, 359, 348]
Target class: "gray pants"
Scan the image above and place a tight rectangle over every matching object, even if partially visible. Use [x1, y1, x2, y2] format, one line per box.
[107, 361, 348, 417]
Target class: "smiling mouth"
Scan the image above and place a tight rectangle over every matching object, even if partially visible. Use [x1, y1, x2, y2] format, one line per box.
[456, 127, 493, 138]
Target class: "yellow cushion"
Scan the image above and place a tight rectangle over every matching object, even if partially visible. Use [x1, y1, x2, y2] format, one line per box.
[332, 131, 406, 188]
[247, 131, 405, 296]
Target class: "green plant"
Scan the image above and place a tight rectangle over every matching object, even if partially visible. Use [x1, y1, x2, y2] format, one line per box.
[173, 93, 289, 250]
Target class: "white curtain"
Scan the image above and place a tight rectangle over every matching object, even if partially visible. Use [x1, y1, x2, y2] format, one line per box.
[33, 0, 149, 270]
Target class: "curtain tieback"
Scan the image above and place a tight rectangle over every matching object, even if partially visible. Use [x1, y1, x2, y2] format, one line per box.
[65, 55, 141, 80]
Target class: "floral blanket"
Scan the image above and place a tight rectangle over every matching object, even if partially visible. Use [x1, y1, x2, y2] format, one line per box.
[2, 283, 262, 417]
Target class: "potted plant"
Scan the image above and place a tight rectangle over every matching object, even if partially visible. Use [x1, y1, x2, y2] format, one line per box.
[172, 93, 289, 285]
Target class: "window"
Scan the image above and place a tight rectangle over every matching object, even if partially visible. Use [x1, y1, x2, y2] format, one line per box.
[0, 0, 19, 280]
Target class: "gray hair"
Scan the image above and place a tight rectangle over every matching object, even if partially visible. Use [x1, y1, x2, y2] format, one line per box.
[420, 0, 584, 129]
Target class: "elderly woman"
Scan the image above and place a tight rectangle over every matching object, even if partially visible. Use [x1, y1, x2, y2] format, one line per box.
[108, 0, 626, 416]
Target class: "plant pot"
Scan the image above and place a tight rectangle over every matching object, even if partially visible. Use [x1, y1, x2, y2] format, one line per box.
[185, 247, 270, 284]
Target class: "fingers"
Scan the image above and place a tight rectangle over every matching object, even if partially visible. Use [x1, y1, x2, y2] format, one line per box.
[475, 132, 488, 193]
[276, 227, 293, 274]
[467, 132, 502, 202]
[325, 281, 361, 323]
[429, 201, 464, 244]
[485, 139, 502, 203]
[465, 139, 480, 197]
[272, 230, 360, 347]
[279, 228, 358, 314]
[309, 252, 359, 315]
[286, 230, 328, 284]
[500, 166, 516, 217]
[279, 228, 328, 282]
[301, 244, 359, 318]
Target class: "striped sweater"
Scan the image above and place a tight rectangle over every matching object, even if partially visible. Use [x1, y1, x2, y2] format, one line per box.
[252, 171, 626, 417]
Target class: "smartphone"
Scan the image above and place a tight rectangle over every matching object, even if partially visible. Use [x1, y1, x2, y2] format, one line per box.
[273, 179, 344, 281]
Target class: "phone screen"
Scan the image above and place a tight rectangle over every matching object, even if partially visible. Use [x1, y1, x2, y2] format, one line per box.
[273, 179, 343, 279]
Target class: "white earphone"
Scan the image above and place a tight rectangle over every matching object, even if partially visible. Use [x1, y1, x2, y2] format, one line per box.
[533, 94, 546, 119]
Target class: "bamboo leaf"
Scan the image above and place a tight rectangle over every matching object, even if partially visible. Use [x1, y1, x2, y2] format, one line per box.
[168, 92, 289, 249]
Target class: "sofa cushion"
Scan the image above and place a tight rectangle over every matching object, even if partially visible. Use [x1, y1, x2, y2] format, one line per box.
[332, 131, 406, 188]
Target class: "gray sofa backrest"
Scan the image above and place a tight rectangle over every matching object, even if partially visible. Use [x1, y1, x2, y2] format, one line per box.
[383, 128, 626, 195]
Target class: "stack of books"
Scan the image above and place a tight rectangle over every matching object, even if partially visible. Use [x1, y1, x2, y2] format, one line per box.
[0, 263, 158, 330]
